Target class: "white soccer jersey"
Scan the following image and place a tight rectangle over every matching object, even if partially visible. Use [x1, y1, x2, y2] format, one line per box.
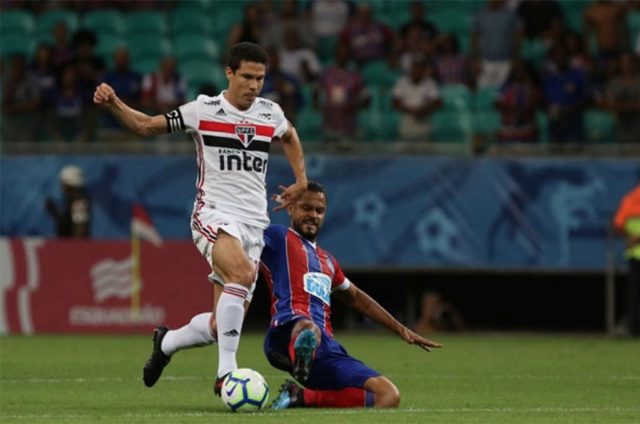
[166, 91, 289, 230]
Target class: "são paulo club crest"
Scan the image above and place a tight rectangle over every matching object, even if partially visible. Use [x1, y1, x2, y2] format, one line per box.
[235, 125, 256, 147]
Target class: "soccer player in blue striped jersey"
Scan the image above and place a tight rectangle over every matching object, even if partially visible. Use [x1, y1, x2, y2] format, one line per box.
[263, 181, 442, 409]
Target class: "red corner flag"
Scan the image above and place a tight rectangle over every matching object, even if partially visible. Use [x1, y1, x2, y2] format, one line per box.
[131, 203, 163, 247]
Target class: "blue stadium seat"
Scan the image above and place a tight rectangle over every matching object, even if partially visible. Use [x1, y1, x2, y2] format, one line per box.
[174, 34, 220, 62]
[0, 10, 34, 35]
[361, 61, 400, 88]
[295, 108, 323, 143]
[170, 9, 211, 35]
[125, 11, 168, 36]
[440, 84, 472, 111]
[521, 39, 548, 70]
[474, 86, 499, 111]
[132, 57, 160, 75]
[129, 35, 172, 62]
[95, 34, 126, 62]
[472, 110, 501, 137]
[81, 10, 126, 36]
[628, 11, 640, 44]
[37, 10, 79, 37]
[0, 34, 35, 57]
[584, 109, 615, 143]
[211, 7, 244, 38]
[432, 110, 473, 143]
[180, 59, 227, 94]
[431, 10, 471, 34]
[536, 111, 549, 144]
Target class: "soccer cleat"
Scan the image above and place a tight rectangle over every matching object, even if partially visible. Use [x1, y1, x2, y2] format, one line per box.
[143, 326, 171, 387]
[213, 373, 229, 397]
[271, 380, 304, 410]
[292, 329, 317, 383]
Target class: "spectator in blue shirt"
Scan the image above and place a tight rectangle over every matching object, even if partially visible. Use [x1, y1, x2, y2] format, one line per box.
[541, 43, 590, 144]
[102, 47, 142, 140]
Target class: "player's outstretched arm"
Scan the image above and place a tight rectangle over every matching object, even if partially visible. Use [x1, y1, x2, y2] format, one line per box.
[93, 83, 169, 138]
[272, 121, 307, 211]
[335, 284, 442, 352]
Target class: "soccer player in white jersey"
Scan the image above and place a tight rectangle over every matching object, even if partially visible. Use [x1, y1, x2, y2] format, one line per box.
[93, 42, 308, 395]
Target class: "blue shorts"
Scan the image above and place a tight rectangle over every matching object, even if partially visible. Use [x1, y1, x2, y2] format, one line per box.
[263, 318, 380, 391]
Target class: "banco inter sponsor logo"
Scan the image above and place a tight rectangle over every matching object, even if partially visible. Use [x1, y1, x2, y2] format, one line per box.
[218, 150, 267, 173]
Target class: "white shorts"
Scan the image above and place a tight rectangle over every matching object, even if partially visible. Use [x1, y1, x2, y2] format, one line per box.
[191, 207, 265, 301]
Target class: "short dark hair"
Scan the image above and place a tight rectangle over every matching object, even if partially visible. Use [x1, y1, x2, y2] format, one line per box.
[307, 181, 326, 198]
[227, 42, 269, 72]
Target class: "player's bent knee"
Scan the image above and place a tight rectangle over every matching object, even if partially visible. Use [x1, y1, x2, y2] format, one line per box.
[367, 376, 401, 408]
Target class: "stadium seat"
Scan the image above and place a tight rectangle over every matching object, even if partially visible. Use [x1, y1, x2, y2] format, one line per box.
[431, 110, 473, 143]
[316, 36, 338, 64]
[361, 61, 400, 88]
[295, 108, 323, 143]
[584, 109, 615, 143]
[95, 34, 126, 61]
[81, 10, 126, 36]
[0, 10, 34, 35]
[431, 10, 471, 34]
[473, 86, 499, 111]
[211, 7, 244, 38]
[129, 35, 172, 62]
[174, 34, 220, 62]
[180, 60, 226, 93]
[37, 10, 79, 37]
[0, 34, 35, 57]
[431, 0, 480, 14]
[170, 9, 211, 35]
[472, 110, 501, 137]
[628, 11, 640, 44]
[132, 57, 160, 75]
[521, 39, 548, 70]
[536, 111, 549, 144]
[561, 0, 593, 31]
[125, 11, 167, 36]
[440, 84, 472, 111]
[173, 0, 206, 12]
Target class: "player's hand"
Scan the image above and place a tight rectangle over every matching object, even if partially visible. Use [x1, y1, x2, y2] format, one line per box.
[399, 326, 442, 352]
[271, 181, 307, 211]
[93, 83, 117, 107]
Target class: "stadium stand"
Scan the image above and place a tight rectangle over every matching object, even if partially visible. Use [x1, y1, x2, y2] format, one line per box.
[125, 11, 168, 36]
[0, 0, 637, 150]
[36, 9, 79, 38]
[81, 9, 126, 36]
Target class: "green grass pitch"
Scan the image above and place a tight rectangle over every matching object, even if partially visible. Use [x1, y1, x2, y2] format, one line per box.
[1, 333, 639, 423]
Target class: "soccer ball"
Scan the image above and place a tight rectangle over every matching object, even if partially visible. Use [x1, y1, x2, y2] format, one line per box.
[221, 368, 269, 412]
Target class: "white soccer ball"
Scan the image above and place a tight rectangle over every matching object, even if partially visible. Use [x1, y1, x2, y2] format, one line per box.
[221, 368, 269, 412]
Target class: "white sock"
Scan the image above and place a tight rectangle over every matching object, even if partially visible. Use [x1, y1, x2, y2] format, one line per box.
[216, 283, 249, 377]
[161, 312, 216, 356]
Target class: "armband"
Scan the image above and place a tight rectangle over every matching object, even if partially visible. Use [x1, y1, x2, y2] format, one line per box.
[165, 109, 185, 133]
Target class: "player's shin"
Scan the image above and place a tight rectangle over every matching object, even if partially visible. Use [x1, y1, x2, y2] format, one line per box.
[215, 283, 249, 377]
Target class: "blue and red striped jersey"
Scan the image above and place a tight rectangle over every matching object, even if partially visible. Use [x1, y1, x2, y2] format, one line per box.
[261, 224, 350, 337]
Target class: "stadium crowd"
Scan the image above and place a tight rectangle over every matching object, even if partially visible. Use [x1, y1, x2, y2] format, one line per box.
[1, 0, 639, 147]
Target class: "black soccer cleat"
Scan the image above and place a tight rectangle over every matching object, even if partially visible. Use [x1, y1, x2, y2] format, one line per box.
[142, 326, 171, 387]
[271, 380, 304, 410]
[292, 329, 317, 383]
[213, 373, 230, 397]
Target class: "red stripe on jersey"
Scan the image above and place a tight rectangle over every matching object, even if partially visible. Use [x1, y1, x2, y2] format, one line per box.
[286, 230, 311, 318]
[259, 262, 278, 322]
[198, 121, 275, 138]
[317, 249, 334, 335]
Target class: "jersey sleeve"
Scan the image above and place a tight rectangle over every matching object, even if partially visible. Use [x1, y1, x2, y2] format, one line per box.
[165, 98, 198, 133]
[273, 104, 289, 138]
[330, 255, 351, 292]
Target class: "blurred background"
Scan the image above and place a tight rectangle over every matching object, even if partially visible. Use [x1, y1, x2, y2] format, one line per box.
[1, 0, 639, 337]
